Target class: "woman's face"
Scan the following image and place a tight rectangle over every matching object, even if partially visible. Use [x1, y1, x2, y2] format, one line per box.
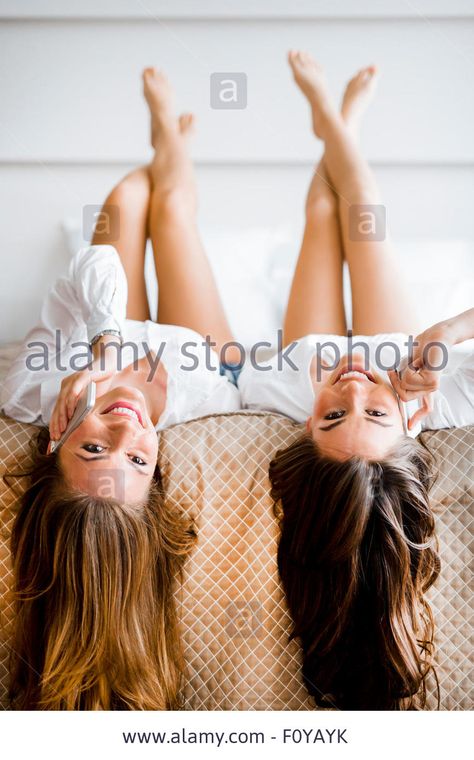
[308, 354, 405, 460]
[56, 386, 159, 502]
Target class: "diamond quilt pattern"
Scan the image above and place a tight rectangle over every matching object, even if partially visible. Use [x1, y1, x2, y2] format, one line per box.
[0, 414, 472, 710]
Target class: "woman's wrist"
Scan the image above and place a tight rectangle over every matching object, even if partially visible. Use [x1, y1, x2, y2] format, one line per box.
[442, 308, 474, 346]
[91, 335, 122, 368]
[436, 319, 456, 347]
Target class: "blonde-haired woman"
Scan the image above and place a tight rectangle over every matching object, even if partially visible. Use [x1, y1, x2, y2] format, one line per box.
[2, 68, 241, 710]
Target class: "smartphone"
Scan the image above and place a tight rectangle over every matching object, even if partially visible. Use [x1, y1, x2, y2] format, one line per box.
[49, 382, 97, 453]
[395, 370, 422, 438]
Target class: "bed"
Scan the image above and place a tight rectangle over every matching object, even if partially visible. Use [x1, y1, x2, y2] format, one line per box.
[0, 338, 472, 710]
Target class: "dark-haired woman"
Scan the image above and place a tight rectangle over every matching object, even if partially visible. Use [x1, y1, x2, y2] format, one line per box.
[239, 51, 474, 709]
[1, 68, 241, 709]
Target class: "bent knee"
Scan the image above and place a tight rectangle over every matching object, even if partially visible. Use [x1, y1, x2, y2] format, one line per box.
[305, 192, 338, 223]
[110, 169, 151, 207]
[151, 186, 197, 220]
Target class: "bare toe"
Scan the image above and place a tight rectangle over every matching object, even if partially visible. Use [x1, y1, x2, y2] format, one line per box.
[178, 112, 195, 137]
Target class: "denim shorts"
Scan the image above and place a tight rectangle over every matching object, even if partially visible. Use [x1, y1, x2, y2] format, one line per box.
[219, 362, 243, 387]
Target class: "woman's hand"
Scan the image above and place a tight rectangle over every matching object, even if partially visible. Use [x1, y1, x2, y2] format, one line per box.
[388, 321, 453, 404]
[49, 337, 121, 441]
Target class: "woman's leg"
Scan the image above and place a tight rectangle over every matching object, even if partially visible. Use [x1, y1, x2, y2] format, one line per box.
[142, 68, 238, 362]
[283, 60, 379, 345]
[289, 51, 421, 336]
[91, 167, 152, 321]
[283, 160, 345, 346]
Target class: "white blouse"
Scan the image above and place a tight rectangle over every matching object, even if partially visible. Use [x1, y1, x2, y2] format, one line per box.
[1, 246, 241, 428]
[238, 333, 474, 431]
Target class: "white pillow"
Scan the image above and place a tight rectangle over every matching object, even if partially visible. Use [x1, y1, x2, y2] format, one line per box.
[62, 219, 474, 347]
[62, 219, 300, 347]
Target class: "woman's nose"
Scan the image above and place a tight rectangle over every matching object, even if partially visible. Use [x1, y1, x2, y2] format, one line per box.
[342, 380, 367, 402]
[107, 417, 144, 442]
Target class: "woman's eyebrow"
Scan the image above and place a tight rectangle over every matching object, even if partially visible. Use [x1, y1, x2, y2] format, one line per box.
[75, 452, 109, 461]
[365, 419, 393, 428]
[73, 452, 150, 475]
[319, 417, 394, 431]
[319, 419, 346, 431]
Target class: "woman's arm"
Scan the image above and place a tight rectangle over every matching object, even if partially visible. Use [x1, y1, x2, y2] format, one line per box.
[48, 335, 121, 441]
[1, 246, 127, 424]
[387, 309, 474, 434]
[71, 245, 127, 344]
[388, 308, 474, 401]
[442, 307, 474, 346]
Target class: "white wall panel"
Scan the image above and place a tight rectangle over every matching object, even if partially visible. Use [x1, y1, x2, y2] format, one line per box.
[0, 18, 473, 164]
[1, 1, 473, 20]
[0, 3, 472, 343]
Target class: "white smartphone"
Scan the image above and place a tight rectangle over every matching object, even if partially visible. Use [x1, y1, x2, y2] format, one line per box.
[397, 396, 422, 438]
[49, 382, 97, 453]
[395, 370, 422, 438]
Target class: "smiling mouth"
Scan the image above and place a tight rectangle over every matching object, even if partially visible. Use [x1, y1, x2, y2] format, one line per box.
[101, 402, 144, 427]
[333, 366, 376, 384]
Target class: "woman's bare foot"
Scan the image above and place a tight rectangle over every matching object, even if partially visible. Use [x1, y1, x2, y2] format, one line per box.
[288, 50, 339, 138]
[142, 68, 197, 212]
[143, 67, 177, 147]
[143, 67, 196, 152]
[341, 66, 378, 133]
[305, 66, 378, 212]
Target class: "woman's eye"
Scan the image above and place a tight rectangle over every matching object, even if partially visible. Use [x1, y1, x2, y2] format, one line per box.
[366, 409, 387, 417]
[82, 443, 105, 453]
[324, 410, 345, 420]
[130, 455, 147, 466]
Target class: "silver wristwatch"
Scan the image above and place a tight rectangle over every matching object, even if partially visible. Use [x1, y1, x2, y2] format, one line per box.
[89, 329, 123, 348]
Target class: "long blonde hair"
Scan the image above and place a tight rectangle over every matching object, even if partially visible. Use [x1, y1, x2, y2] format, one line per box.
[7, 426, 196, 710]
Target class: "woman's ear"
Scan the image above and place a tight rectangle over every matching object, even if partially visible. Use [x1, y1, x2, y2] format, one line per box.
[306, 417, 312, 433]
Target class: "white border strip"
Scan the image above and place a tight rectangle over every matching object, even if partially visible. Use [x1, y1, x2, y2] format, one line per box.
[0, 0, 473, 21]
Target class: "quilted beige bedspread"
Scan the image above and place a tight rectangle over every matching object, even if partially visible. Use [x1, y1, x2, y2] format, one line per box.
[0, 412, 472, 710]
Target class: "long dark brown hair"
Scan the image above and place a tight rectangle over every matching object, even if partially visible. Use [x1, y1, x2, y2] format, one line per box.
[269, 433, 440, 710]
[5, 426, 196, 710]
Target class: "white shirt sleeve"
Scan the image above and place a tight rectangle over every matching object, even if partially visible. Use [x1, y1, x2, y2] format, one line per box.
[0, 245, 127, 425]
[422, 348, 474, 430]
[71, 245, 127, 343]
